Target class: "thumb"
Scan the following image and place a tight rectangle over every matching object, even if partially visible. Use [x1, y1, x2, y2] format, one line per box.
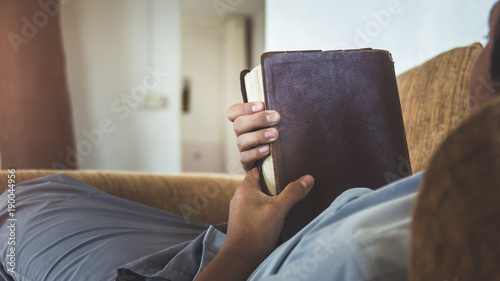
[276, 175, 314, 213]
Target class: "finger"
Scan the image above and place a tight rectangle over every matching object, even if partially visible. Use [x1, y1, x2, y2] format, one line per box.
[237, 128, 279, 152]
[233, 111, 280, 136]
[231, 168, 261, 208]
[227, 102, 265, 122]
[240, 145, 271, 171]
[240, 168, 262, 191]
[276, 175, 314, 213]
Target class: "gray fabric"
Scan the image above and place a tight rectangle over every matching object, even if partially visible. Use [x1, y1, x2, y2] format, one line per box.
[116, 224, 227, 281]
[121, 172, 423, 281]
[1, 172, 423, 281]
[0, 266, 14, 281]
[248, 172, 423, 281]
[0, 174, 209, 281]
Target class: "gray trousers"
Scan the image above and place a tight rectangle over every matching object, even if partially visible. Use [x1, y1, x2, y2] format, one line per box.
[0, 174, 221, 281]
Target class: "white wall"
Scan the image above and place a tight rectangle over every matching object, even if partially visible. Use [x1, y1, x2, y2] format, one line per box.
[266, 0, 496, 74]
[61, 0, 182, 172]
[180, 16, 248, 174]
[181, 17, 225, 172]
[251, 7, 266, 67]
[181, 6, 265, 174]
[223, 17, 248, 175]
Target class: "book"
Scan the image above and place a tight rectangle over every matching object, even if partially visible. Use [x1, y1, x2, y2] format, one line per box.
[240, 49, 411, 240]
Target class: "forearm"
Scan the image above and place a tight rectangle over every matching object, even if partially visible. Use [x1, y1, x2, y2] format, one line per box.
[194, 169, 314, 280]
[194, 244, 261, 281]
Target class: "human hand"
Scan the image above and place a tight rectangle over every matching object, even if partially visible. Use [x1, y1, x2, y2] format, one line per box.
[194, 168, 314, 281]
[225, 167, 314, 264]
[226, 102, 280, 171]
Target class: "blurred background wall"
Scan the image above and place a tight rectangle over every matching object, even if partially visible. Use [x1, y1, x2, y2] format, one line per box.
[266, 0, 496, 74]
[0, 1, 75, 170]
[61, 0, 182, 172]
[1, 0, 494, 173]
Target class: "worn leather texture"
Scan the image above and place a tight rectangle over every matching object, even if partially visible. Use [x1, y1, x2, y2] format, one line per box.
[240, 69, 251, 103]
[260, 50, 411, 239]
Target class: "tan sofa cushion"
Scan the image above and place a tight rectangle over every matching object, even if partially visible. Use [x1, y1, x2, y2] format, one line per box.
[410, 96, 500, 280]
[0, 169, 243, 225]
[397, 43, 483, 172]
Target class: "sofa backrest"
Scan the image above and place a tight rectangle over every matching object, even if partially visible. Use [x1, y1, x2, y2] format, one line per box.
[397, 43, 483, 172]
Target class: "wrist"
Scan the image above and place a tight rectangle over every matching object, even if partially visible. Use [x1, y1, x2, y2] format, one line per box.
[218, 242, 264, 273]
[194, 243, 261, 281]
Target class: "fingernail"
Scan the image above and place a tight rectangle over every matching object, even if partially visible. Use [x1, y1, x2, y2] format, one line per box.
[252, 103, 264, 112]
[266, 112, 279, 124]
[300, 175, 314, 189]
[259, 145, 269, 154]
[264, 129, 276, 139]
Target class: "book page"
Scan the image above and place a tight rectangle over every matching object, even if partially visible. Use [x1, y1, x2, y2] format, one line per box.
[244, 65, 277, 195]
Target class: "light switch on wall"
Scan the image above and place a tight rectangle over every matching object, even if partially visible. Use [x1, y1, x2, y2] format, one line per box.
[139, 92, 168, 110]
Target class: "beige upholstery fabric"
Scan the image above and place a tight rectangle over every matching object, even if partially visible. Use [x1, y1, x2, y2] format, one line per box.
[410, 97, 500, 281]
[397, 43, 483, 172]
[0, 170, 243, 225]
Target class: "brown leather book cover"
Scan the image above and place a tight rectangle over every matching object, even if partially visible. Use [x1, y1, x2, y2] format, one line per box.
[240, 49, 411, 240]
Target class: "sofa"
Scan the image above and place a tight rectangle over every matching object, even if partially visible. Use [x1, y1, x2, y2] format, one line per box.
[0, 42, 483, 227]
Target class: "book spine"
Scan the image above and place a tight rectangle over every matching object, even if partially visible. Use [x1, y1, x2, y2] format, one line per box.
[239, 69, 251, 103]
[239, 69, 273, 195]
[260, 54, 282, 194]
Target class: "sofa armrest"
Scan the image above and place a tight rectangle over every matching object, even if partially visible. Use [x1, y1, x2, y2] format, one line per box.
[410, 97, 500, 280]
[0, 170, 243, 225]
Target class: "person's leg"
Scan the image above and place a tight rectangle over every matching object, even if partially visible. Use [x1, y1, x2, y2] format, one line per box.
[0, 174, 209, 281]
